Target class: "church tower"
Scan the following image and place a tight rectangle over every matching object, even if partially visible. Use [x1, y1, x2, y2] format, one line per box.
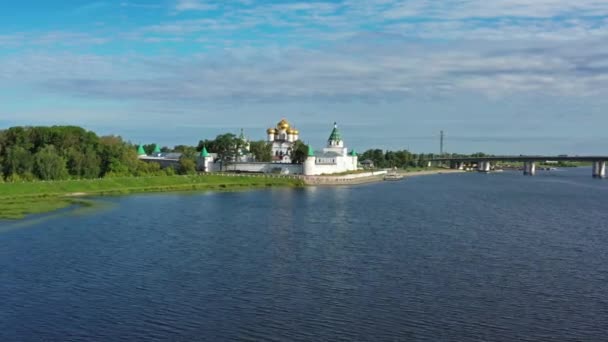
[303, 145, 316, 176]
[198, 146, 214, 172]
[325, 122, 347, 156]
[327, 122, 343, 148]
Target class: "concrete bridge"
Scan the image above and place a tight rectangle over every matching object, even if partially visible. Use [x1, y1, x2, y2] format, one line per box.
[429, 156, 607, 178]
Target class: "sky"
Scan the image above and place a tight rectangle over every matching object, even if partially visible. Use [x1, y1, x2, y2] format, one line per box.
[1, 0, 608, 154]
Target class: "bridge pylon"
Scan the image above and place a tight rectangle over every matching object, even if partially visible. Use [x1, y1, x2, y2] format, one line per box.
[523, 161, 536, 176]
[593, 161, 606, 179]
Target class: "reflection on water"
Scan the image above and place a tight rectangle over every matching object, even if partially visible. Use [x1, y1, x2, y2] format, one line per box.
[2, 168, 608, 341]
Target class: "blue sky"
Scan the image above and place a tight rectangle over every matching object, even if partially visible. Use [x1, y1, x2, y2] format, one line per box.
[2, 0, 608, 154]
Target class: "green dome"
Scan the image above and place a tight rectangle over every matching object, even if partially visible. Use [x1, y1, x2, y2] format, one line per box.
[328, 122, 341, 142]
[349, 149, 357, 156]
[153, 144, 161, 154]
[137, 145, 146, 156]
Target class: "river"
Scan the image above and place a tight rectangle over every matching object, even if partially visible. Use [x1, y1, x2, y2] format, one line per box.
[2, 168, 608, 341]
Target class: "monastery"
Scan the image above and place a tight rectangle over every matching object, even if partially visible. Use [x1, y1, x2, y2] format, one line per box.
[139, 119, 358, 176]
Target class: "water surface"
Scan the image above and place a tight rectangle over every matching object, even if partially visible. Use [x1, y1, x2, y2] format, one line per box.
[2, 168, 608, 341]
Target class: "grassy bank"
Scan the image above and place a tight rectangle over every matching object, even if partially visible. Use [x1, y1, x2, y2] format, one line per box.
[0, 174, 304, 220]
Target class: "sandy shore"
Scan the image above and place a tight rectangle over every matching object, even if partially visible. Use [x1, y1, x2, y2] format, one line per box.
[302, 169, 463, 185]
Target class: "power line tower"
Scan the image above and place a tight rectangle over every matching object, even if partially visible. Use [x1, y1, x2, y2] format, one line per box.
[440, 130, 444, 156]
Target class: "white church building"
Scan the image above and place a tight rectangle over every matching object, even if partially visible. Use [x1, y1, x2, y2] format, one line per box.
[140, 118, 358, 176]
[303, 122, 358, 175]
[212, 118, 358, 175]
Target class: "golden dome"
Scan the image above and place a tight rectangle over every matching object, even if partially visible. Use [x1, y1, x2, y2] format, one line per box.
[287, 128, 296, 134]
[267, 128, 277, 134]
[277, 119, 290, 130]
[293, 129, 299, 135]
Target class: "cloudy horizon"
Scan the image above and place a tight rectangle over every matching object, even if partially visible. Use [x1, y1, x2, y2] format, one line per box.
[2, 0, 608, 154]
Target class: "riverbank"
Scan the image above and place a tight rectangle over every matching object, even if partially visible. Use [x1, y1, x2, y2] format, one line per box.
[0, 175, 304, 220]
[0, 170, 462, 220]
[397, 169, 464, 177]
[303, 168, 463, 185]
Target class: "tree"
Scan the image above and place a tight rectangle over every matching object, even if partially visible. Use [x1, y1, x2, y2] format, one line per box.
[4, 146, 34, 178]
[66, 148, 100, 178]
[178, 149, 197, 175]
[196, 139, 219, 154]
[178, 158, 196, 175]
[360, 149, 385, 168]
[249, 140, 272, 162]
[98, 136, 139, 177]
[213, 133, 239, 171]
[143, 144, 156, 155]
[34, 145, 68, 180]
[173, 145, 196, 154]
[291, 140, 309, 164]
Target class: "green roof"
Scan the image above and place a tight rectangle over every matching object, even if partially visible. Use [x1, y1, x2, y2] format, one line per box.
[328, 122, 341, 142]
[307, 145, 315, 157]
[200, 146, 210, 157]
[153, 144, 161, 153]
[349, 149, 357, 156]
[137, 145, 146, 156]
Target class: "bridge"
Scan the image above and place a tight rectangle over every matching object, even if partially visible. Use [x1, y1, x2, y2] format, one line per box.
[429, 156, 607, 178]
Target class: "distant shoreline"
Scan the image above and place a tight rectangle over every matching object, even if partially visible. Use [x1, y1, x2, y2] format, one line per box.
[303, 168, 463, 185]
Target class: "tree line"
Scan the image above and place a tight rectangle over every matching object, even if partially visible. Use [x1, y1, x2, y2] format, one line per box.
[0, 126, 312, 181]
[357, 150, 490, 169]
[0, 125, 493, 182]
[0, 126, 168, 182]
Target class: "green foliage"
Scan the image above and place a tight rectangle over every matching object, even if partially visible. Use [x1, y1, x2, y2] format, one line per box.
[98, 135, 140, 177]
[249, 140, 272, 162]
[4, 146, 34, 177]
[291, 140, 309, 164]
[196, 139, 219, 154]
[0, 175, 304, 219]
[213, 133, 241, 170]
[34, 145, 68, 180]
[178, 149, 197, 175]
[360, 149, 385, 168]
[67, 147, 101, 178]
[143, 144, 156, 155]
[359, 149, 435, 169]
[0, 126, 142, 181]
[173, 145, 197, 154]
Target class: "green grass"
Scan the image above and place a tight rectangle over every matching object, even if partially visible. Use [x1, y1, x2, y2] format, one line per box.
[0, 197, 76, 220]
[0, 174, 304, 220]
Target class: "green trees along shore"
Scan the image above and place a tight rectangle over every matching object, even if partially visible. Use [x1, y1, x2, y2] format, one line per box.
[1, 126, 142, 181]
[0, 126, 304, 220]
[0, 124, 502, 220]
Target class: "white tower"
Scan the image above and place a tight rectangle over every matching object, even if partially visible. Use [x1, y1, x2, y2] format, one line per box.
[303, 145, 316, 176]
[198, 147, 214, 172]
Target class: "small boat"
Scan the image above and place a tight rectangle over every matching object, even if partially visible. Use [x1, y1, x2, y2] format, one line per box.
[383, 172, 404, 181]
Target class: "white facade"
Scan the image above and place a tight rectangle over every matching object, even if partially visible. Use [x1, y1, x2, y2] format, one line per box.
[195, 119, 358, 176]
[266, 119, 300, 163]
[302, 122, 358, 176]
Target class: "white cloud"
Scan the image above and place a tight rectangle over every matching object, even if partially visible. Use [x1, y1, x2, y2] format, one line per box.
[4, 0, 608, 102]
[4, 35, 607, 105]
[174, 0, 217, 12]
[382, 0, 608, 19]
